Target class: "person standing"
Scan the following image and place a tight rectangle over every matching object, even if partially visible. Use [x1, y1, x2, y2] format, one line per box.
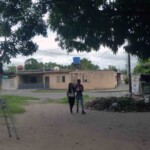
[67, 83, 76, 114]
[75, 79, 86, 114]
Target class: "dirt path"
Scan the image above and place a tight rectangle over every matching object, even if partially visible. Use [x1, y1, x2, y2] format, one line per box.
[0, 103, 150, 150]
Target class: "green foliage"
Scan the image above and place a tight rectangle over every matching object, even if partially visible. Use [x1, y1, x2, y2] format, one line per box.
[134, 58, 150, 74]
[47, 0, 150, 59]
[120, 69, 127, 75]
[86, 97, 150, 112]
[44, 62, 69, 70]
[6, 65, 16, 72]
[124, 76, 129, 84]
[80, 58, 100, 70]
[24, 58, 43, 70]
[0, 95, 38, 115]
[23, 57, 100, 71]
[116, 97, 136, 112]
[107, 65, 118, 71]
[0, 0, 47, 64]
[57, 94, 91, 104]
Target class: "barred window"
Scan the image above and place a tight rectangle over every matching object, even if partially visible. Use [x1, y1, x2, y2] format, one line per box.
[57, 75, 65, 83]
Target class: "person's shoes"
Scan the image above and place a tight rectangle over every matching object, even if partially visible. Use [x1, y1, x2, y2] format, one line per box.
[82, 111, 86, 114]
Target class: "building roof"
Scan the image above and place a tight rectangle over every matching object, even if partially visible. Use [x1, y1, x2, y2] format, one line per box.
[17, 69, 71, 75]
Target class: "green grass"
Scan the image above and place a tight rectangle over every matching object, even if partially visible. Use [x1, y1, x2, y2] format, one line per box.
[52, 94, 94, 104]
[0, 95, 38, 115]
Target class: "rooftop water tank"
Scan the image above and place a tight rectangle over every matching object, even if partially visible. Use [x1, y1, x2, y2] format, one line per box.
[73, 57, 80, 64]
[53, 66, 60, 71]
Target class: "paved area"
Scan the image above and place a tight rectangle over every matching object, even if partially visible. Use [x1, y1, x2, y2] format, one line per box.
[0, 84, 129, 100]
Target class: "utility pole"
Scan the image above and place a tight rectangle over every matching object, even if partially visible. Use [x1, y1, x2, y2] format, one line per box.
[128, 53, 132, 96]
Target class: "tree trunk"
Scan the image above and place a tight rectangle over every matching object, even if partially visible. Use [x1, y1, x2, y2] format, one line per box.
[0, 62, 3, 91]
[128, 53, 132, 96]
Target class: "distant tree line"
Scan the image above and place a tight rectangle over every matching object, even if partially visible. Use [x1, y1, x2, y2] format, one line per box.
[5, 58, 122, 72]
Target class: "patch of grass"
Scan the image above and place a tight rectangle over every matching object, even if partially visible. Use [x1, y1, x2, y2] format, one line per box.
[0, 95, 38, 115]
[54, 94, 94, 104]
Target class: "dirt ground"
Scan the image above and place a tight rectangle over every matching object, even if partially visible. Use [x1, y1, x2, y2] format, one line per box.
[0, 103, 150, 150]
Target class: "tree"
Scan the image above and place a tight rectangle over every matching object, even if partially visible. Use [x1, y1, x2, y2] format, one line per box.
[44, 62, 68, 70]
[120, 69, 127, 75]
[108, 65, 118, 72]
[0, 0, 47, 89]
[0, 0, 47, 65]
[43, 58, 99, 70]
[24, 58, 43, 70]
[80, 58, 100, 70]
[47, 0, 150, 59]
[134, 59, 150, 74]
[6, 65, 16, 73]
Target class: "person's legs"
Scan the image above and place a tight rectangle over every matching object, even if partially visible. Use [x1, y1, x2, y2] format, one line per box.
[80, 96, 86, 114]
[76, 96, 79, 113]
[70, 97, 75, 113]
[68, 97, 72, 113]
[72, 97, 75, 110]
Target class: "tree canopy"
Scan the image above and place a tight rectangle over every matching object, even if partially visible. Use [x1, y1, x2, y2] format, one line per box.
[24, 58, 43, 70]
[80, 58, 99, 70]
[0, 0, 47, 65]
[1, 0, 150, 67]
[47, 0, 150, 59]
[134, 59, 150, 74]
[108, 65, 118, 72]
[23, 58, 100, 70]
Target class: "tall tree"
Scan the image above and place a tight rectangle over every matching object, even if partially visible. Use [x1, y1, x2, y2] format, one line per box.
[24, 58, 43, 70]
[47, 0, 150, 59]
[108, 65, 118, 72]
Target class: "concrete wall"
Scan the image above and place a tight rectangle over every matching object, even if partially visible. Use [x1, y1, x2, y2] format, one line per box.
[43, 72, 70, 89]
[70, 70, 117, 89]
[43, 70, 117, 90]
[2, 76, 18, 90]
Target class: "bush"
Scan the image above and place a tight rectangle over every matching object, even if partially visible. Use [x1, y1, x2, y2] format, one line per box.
[124, 76, 129, 84]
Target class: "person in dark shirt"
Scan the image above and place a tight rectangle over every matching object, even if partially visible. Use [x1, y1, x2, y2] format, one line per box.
[75, 79, 86, 114]
[67, 83, 76, 114]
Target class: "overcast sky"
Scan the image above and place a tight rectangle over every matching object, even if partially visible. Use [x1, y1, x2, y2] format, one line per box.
[6, 30, 137, 71]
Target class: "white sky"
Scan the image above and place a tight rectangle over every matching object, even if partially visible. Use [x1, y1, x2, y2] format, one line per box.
[6, 30, 137, 71]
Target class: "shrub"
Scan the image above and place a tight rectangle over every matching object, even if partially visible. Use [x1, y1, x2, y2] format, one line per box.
[124, 76, 129, 84]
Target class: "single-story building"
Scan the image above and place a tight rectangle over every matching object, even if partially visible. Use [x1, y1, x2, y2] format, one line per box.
[16, 70, 118, 90]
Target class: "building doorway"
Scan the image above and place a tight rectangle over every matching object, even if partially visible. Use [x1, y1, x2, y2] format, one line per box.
[44, 76, 49, 89]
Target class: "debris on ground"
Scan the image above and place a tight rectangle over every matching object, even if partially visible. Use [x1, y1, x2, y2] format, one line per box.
[86, 96, 150, 112]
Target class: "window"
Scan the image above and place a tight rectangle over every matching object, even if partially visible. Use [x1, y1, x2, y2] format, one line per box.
[57, 75, 66, 83]
[62, 76, 65, 82]
[57, 76, 61, 83]
[82, 74, 89, 83]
